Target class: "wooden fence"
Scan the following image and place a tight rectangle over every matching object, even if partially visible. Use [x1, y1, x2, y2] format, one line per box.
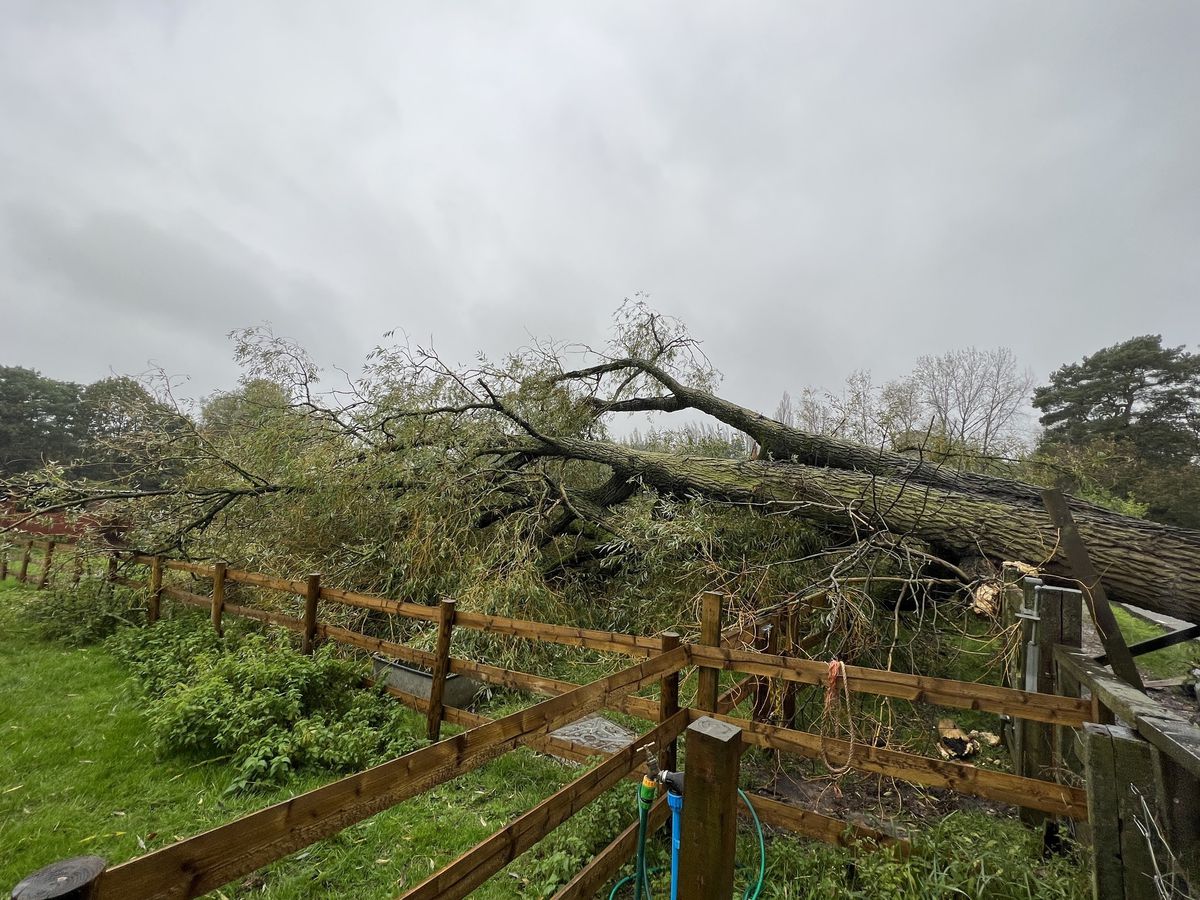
[4, 534, 1194, 899]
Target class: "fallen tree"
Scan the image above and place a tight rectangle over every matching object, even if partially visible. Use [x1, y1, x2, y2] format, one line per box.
[5, 307, 1199, 630]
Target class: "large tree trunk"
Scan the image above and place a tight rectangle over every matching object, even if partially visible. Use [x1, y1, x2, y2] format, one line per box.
[538, 436, 1200, 624]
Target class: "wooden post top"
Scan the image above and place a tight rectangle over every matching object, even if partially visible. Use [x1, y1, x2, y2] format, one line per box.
[687, 715, 742, 746]
[11, 855, 105, 899]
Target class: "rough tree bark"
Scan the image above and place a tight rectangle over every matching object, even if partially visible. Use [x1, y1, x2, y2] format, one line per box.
[513, 435, 1200, 624]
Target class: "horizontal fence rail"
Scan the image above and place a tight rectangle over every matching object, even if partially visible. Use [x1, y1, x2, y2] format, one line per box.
[6, 532, 1131, 899]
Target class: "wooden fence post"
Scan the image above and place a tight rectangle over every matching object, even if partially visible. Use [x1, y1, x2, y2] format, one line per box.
[38, 540, 55, 590]
[426, 598, 457, 741]
[72, 549, 83, 586]
[1084, 723, 1160, 900]
[1, 545, 8, 581]
[18, 542, 31, 583]
[678, 716, 742, 900]
[148, 556, 163, 625]
[10, 854, 106, 899]
[659, 631, 681, 772]
[211, 561, 227, 637]
[697, 591, 723, 712]
[301, 574, 321, 654]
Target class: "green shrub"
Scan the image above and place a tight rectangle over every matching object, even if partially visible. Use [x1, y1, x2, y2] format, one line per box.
[761, 810, 1088, 899]
[21, 579, 145, 646]
[108, 616, 423, 792]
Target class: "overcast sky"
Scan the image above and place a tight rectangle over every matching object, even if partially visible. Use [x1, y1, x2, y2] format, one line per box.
[1, 2, 1197, 419]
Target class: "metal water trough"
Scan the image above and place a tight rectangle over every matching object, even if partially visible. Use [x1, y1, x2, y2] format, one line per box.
[371, 655, 483, 709]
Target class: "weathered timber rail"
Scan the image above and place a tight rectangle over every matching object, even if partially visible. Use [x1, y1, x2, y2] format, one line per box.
[4, 533, 1197, 899]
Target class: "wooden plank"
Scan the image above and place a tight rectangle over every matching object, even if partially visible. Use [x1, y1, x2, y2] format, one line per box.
[371, 681, 603, 765]
[400, 712, 689, 900]
[222, 603, 304, 633]
[703, 711, 1089, 819]
[697, 591, 723, 712]
[1042, 489, 1143, 690]
[454, 610, 660, 656]
[446, 657, 659, 721]
[318, 585, 439, 622]
[688, 644, 1090, 726]
[316, 624, 437, 668]
[550, 797, 670, 900]
[225, 568, 308, 595]
[1084, 724, 1126, 899]
[659, 631, 681, 771]
[1111, 727, 1159, 900]
[745, 793, 908, 854]
[679, 716, 742, 899]
[300, 574, 321, 655]
[112, 577, 148, 591]
[1055, 648, 1200, 778]
[93, 646, 688, 900]
[162, 559, 212, 575]
[161, 586, 212, 610]
[425, 598, 456, 741]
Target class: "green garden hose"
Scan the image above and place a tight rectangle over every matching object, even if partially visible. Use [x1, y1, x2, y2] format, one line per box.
[609, 789, 766, 899]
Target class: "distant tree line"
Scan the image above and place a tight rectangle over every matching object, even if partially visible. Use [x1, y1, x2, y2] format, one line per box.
[0, 367, 176, 483]
[759, 336, 1200, 528]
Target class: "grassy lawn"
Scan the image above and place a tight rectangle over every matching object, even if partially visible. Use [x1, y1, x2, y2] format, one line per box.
[1111, 605, 1200, 680]
[0, 578, 594, 898]
[0, 576, 1091, 899]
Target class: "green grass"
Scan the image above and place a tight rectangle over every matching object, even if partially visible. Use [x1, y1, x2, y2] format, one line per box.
[1111, 606, 1200, 680]
[0, 578, 1090, 899]
[0, 578, 590, 898]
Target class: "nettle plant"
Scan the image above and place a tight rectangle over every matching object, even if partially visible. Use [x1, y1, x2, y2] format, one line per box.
[108, 616, 422, 792]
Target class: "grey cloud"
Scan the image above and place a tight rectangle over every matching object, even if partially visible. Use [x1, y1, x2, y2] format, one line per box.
[0, 0, 1197, 413]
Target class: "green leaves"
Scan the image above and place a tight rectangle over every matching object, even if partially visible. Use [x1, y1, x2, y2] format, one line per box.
[107, 618, 422, 792]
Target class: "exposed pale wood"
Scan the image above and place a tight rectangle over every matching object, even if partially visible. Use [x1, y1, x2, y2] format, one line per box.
[679, 715, 742, 899]
[454, 610, 659, 656]
[301, 574, 321, 655]
[400, 712, 688, 900]
[697, 591, 723, 712]
[703, 711, 1088, 819]
[1043, 489, 1143, 690]
[224, 568, 307, 595]
[93, 647, 688, 900]
[688, 644, 1090, 726]
[318, 585, 439, 622]
[425, 598, 456, 741]
[550, 797, 670, 900]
